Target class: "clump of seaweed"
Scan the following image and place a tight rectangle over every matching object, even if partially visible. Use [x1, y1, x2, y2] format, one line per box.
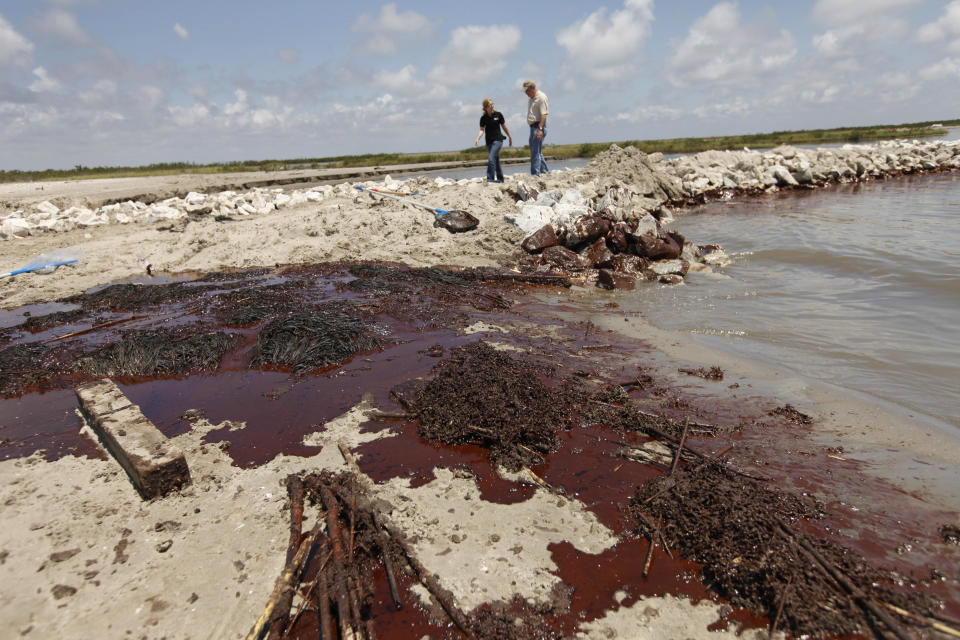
[63, 282, 217, 311]
[252, 303, 385, 373]
[212, 285, 297, 327]
[197, 267, 270, 282]
[340, 278, 410, 295]
[20, 309, 87, 333]
[580, 396, 688, 440]
[75, 330, 238, 377]
[629, 462, 936, 638]
[412, 341, 571, 470]
[0, 343, 52, 395]
[348, 264, 511, 311]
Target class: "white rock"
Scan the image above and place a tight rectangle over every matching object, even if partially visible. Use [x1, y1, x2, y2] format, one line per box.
[504, 205, 556, 236]
[769, 165, 799, 186]
[649, 260, 685, 275]
[184, 192, 206, 205]
[148, 205, 186, 220]
[2, 217, 32, 238]
[35, 201, 59, 215]
[552, 203, 589, 226]
[559, 188, 587, 205]
[631, 214, 659, 238]
[287, 192, 308, 207]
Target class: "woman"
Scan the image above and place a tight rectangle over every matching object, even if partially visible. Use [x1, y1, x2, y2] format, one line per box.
[474, 98, 512, 183]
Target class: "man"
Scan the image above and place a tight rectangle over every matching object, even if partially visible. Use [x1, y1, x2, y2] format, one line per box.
[523, 80, 549, 176]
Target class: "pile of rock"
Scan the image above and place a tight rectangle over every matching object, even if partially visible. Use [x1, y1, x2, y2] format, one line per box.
[666, 138, 960, 198]
[509, 183, 728, 288]
[0, 184, 351, 240]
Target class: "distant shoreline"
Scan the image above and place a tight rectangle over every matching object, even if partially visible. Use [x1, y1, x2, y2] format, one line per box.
[2, 119, 956, 183]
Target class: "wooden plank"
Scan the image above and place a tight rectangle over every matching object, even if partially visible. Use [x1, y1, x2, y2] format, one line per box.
[75, 378, 191, 499]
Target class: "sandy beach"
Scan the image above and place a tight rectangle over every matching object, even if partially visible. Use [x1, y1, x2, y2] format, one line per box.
[1, 150, 958, 640]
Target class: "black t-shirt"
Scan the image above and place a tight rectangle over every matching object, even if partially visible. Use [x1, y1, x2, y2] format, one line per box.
[479, 111, 506, 145]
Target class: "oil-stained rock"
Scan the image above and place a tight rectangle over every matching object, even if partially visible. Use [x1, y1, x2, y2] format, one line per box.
[521, 224, 558, 253]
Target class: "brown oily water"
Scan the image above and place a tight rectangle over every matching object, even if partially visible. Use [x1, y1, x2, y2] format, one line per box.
[0, 261, 957, 639]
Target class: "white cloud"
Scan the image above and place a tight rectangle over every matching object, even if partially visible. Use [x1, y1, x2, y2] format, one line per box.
[812, 25, 865, 57]
[876, 71, 919, 102]
[372, 64, 422, 94]
[812, 0, 919, 26]
[669, 3, 796, 87]
[224, 89, 248, 116]
[0, 14, 34, 67]
[28, 66, 60, 92]
[693, 97, 753, 119]
[427, 25, 521, 88]
[173, 23, 189, 40]
[168, 103, 209, 128]
[77, 78, 117, 105]
[919, 57, 960, 81]
[799, 84, 841, 104]
[607, 105, 683, 123]
[917, 1, 960, 43]
[133, 85, 164, 111]
[35, 8, 97, 47]
[556, 0, 655, 82]
[351, 3, 435, 55]
[277, 48, 300, 64]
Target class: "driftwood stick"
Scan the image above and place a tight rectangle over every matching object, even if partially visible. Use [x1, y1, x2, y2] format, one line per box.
[770, 573, 793, 637]
[635, 511, 673, 560]
[381, 520, 477, 640]
[244, 526, 319, 640]
[882, 602, 960, 639]
[670, 420, 690, 476]
[367, 409, 408, 419]
[286, 550, 332, 637]
[41, 314, 146, 344]
[371, 517, 403, 610]
[320, 486, 358, 640]
[337, 523, 368, 640]
[642, 516, 661, 578]
[285, 476, 305, 563]
[783, 525, 910, 640]
[338, 441, 362, 473]
[265, 475, 306, 640]
[317, 567, 334, 640]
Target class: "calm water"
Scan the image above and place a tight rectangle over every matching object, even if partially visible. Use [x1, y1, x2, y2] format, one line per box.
[635, 172, 960, 431]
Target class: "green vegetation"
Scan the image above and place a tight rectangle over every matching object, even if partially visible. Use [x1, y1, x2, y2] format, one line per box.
[2, 119, 957, 184]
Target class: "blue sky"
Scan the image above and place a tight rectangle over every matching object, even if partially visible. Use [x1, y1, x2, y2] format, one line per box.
[1, 0, 959, 170]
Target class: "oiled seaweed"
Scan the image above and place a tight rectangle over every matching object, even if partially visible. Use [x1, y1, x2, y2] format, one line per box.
[253, 304, 384, 373]
[629, 463, 936, 637]
[412, 341, 571, 470]
[63, 282, 217, 311]
[75, 330, 237, 377]
[0, 343, 52, 395]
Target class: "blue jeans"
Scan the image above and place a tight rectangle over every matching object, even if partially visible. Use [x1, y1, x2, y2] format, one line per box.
[529, 125, 548, 175]
[486, 139, 504, 182]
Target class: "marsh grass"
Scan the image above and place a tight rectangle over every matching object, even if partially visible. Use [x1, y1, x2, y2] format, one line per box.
[4, 119, 956, 183]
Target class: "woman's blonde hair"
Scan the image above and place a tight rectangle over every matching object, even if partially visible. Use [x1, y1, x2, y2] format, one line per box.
[482, 98, 493, 110]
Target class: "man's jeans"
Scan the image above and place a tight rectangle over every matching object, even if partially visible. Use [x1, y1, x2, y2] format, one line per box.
[529, 125, 548, 175]
[486, 139, 504, 182]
